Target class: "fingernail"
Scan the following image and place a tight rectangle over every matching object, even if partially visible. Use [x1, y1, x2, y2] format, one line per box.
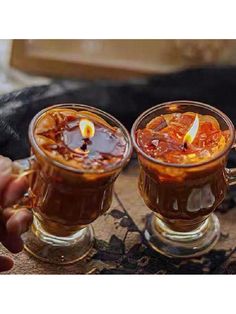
[6, 213, 21, 236]
[0, 256, 14, 272]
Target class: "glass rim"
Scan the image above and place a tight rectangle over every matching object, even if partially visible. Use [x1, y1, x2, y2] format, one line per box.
[131, 100, 235, 168]
[29, 103, 133, 174]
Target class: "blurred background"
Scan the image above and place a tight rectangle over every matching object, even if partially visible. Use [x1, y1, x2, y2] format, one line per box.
[1, 39, 236, 94]
[3, 39, 236, 160]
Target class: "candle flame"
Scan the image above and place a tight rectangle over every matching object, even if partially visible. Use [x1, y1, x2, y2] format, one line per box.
[79, 118, 95, 139]
[183, 114, 199, 145]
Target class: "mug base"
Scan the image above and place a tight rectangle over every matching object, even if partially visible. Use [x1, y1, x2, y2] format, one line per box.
[23, 217, 94, 265]
[144, 213, 220, 258]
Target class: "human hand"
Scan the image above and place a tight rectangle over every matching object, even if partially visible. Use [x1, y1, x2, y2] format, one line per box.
[0, 156, 33, 272]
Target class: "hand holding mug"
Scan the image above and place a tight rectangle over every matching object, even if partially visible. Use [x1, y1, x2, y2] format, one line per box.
[0, 156, 33, 272]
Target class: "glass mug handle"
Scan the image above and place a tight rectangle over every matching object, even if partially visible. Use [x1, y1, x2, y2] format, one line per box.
[226, 168, 236, 186]
[226, 143, 236, 186]
[11, 156, 36, 208]
[12, 156, 35, 178]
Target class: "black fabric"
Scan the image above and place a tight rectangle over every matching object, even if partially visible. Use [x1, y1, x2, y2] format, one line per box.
[0, 66, 236, 162]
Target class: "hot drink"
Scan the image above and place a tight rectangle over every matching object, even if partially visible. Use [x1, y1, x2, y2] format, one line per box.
[19, 104, 132, 264]
[132, 101, 236, 257]
[136, 111, 230, 232]
[31, 107, 127, 237]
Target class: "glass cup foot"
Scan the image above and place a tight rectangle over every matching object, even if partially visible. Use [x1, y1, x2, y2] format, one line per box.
[22, 217, 94, 265]
[144, 213, 220, 258]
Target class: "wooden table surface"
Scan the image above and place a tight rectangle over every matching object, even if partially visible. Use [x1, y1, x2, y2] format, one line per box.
[1, 159, 236, 274]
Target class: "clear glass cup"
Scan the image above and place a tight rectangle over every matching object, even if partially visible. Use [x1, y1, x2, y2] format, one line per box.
[15, 104, 132, 264]
[131, 100, 236, 258]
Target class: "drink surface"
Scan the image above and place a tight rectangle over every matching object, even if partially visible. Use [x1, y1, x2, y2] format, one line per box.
[34, 108, 127, 171]
[29, 107, 128, 236]
[136, 112, 230, 164]
[135, 111, 231, 231]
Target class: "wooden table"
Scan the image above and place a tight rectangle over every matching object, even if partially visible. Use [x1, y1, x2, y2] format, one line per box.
[1, 159, 236, 274]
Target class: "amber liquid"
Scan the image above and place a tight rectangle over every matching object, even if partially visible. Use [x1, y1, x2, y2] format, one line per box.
[29, 154, 119, 236]
[29, 107, 126, 237]
[136, 112, 229, 232]
[138, 155, 227, 232]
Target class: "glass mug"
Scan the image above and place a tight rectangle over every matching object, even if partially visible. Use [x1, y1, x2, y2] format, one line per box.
[15, 104, 132, 264]
[131, 100, 236, 258]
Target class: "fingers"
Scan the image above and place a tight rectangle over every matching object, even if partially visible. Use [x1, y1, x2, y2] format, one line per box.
[0, 219, 6, 240]
[0, 155, 28, 207]
[1, 207, 15, 221]
[0, 156, 12, 192]
[0, 154, 32, 260]
[2, 176, 28, 207]
[0, 156, 32, 262]
[1, 234, 24, 253]
[5, 208, 33, 236]
[0, 256, 13, 272]
[0, 208, 33, 254]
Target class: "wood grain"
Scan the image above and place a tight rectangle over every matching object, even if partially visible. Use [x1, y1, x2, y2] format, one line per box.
[10, 40, 235, 80]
